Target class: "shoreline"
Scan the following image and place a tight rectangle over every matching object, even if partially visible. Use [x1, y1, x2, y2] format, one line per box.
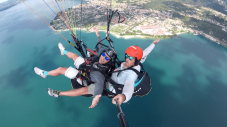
[86, 29, 178, 39]
[53, 27, 226, 47]
[54, 28, 187, 39]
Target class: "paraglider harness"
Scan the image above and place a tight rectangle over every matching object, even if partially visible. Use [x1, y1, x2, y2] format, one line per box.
[101, 62, 152, 98]
[70, 43, 120, 97]
[70, 46, 119, 97]
[71, 57, 152, 98]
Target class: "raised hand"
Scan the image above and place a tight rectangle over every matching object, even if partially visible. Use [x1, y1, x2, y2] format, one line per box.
[153, 38, 160, 44]
[93, 27, 100, 37]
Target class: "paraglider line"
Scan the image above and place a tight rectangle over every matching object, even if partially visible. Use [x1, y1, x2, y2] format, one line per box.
[20, 0, 68, 41]
[59, 0, 71, 30]
[50, 0, 72, 31]
[80, 0, 83, 41]
[43, 0, 57, 15]
[55, 0, 63, 15]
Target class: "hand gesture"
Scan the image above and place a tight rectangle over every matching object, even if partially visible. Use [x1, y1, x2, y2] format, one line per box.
[106, 35, 110, 40]
[93, 27, 100, 37]
[112, 94, 126, 105]
[153, 38, 160, 44]
[89, 95, 101, 108]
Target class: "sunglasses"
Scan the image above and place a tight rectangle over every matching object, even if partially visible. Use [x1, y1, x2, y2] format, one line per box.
[125, 54, 134, 61]
[102, 52, 110, 61]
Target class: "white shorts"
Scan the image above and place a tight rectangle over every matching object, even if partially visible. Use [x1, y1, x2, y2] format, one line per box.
[65, 56, 85, 79]
[64, 56, 95, 95]
[74, 56, 85, 69]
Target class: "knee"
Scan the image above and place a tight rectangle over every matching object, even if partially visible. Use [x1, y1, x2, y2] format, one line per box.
[72, 54, 78, 60]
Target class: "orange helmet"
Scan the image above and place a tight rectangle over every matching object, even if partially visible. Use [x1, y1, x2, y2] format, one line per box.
[125, 45, 143, 60]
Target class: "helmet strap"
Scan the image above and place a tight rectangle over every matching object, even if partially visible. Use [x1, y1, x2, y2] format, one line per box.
[134, 58, 140, 66]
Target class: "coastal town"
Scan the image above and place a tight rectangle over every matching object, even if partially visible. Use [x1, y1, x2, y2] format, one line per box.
[51, 1, 192, 39]
[170, 3, 227, 47]
[1, 0, 227, 47]
[50, 0, 227, 48]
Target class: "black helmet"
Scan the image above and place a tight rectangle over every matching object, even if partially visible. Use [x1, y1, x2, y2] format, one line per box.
[103, 47, 117, 60]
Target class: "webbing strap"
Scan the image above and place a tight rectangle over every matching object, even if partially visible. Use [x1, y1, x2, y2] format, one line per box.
[112, 63, 144, 79]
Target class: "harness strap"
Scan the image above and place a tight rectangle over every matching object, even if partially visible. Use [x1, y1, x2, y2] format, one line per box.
[83, 56, 99, 61]
[103, 62, 145, 93]
[112, 62, 144, 79]
[71, 35, 87, 58]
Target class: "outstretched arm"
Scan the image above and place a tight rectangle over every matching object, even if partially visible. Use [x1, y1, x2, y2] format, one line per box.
[89, 95, 101, 108]
[93, 27, 104, 53]
[112, 68, 139, 105]
[140, 38, 160, 63]
[89, 71, 105, 108]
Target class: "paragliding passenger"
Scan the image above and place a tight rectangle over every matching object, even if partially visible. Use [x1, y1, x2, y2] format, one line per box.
[34, 27, 117, 108]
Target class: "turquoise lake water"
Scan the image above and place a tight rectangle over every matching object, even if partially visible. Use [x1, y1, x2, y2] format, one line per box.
[1, 1, 227, 127]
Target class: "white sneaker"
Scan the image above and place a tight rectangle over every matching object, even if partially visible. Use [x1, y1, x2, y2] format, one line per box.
[47, 88, 60, 97]
[34, 67, 47, 78]
[58, 43, 65, 56]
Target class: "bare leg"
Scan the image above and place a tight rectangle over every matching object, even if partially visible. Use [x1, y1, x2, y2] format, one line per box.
[48, 67, 68, 76]
[66, 52, 79, 62]
[59, 86, 89, 97]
